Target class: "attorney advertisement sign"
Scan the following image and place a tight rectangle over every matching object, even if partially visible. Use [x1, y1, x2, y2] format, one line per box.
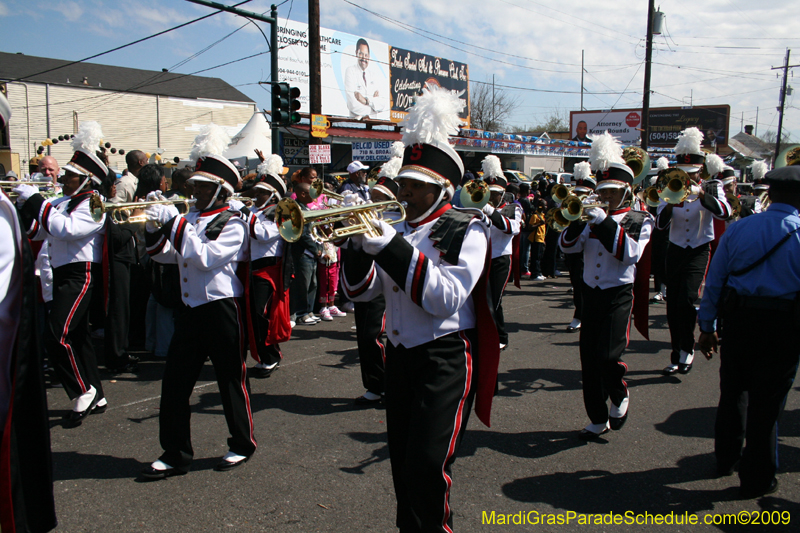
[569, 109, 642, 145]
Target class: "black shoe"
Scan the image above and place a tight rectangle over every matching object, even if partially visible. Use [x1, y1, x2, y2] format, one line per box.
[677, 363, 692, 375]
[249, 365, 278, 379]
[716, 460, 739, 477]
[140, 465, 188, 481]
[578, 427, 610, 441]
[354, 394, 383, 406]
[92, 401, 108, 415]
[214, 455, 250, 472]
[609, 412, 628, 431]
[662, 364, 679, 375]
[106, 361, 139, 374]
[64, 393, 102, 428]
[740, 478, 778, 499]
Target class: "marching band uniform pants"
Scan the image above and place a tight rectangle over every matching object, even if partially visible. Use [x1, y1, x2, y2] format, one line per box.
[104, 258, 132, 369]
[489, 255, 512, 346]
[354, 295, 386, 395]
[251, 276, 282, 367]
[565, 253, 584, 320]
[158, 297, 256, 469]
[665, 242, 710, 360]
[385, 330, 476, 533]
[715, 307, 800, 492]
[47, 262, 105, 403]
[579, 283, 632, 425]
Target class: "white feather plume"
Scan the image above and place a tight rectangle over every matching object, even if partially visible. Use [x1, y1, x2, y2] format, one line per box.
[72, 121, 104, 153]
[481, 155, 503, 179]
[401, 85, 466, 146]
[588, 131, 624, 171]
[674, 127, 704, 155]
[705, 153, 725, 178]
[257, 154, 284, 177]
[656, 156, 670, 170]
[390, 141, 405, 159]
[751, 160, 768, 181]
[573, 161, 592, 181]
[189, 123, 231, 161]
[378, 157, 402, 179]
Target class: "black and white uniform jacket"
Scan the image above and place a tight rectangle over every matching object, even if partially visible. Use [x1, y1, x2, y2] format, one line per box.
[341, 204, 490, 349]
[146, 205, 248, 308]
[487, 202, 522, 259]
[655, 192, 731, 248]
[559, 207, 653, 289]
[247, 204, 284, 261]
[21, 192, 105, 268]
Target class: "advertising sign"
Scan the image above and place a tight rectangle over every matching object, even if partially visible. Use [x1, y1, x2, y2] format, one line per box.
[311, 114, 330, 138]
[277, 19, 391, 121]
[570, 105, 731, 148]
[282, 135, 309, 165]
[388, 47, 470, 125]
[309, 143, 331, 164]
[351, 141, 396, 162]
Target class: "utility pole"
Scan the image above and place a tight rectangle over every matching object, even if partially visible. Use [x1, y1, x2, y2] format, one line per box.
[186, 1, 281, 154]
[492, 74, 496, 131]
[640, 0, 655, 150]
[580, 50, 585, 111]
[755, 107, 759, 137]
[308, 0, 321, 118]
[771, 49, 798, 165]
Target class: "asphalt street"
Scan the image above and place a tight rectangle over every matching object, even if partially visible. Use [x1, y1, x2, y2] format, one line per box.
[46, 276, 800, 532]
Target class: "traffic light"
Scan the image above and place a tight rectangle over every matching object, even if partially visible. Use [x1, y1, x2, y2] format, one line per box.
[288, 86, 301, 124]
[272, 83, 302, 126]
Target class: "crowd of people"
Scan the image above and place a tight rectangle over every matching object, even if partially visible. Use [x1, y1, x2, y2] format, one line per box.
[1, 85, 799, 533]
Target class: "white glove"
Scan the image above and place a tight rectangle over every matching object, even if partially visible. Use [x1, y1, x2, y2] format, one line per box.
[228, 198, 245, 211]
[690, 184, 703, 197]
[343, 192, 364, 207]
[145, 203, 179, 226]
[482, 203, 495, 216]
[583, 206, 606, 225]
[13, 184, 39, 206]
[355, 218, 396, 256]
[145, 190, 164, 202]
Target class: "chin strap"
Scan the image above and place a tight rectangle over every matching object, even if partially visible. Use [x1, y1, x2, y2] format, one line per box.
[409, 187, 446, 223]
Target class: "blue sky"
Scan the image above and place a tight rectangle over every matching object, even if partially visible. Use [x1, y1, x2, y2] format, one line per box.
[1, 0, 798, 144]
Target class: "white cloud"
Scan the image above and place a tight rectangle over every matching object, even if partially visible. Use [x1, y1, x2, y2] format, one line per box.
[49, 0, 83, 22]
[0, 2, 9, 16]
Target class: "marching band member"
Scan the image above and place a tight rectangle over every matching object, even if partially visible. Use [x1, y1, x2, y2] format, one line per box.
[246, 155, 291, 379]
[140, 124, 256, 479]
[649, 157, 671, 304]
[563, 161, 595, 331]
[15, 121, 108, 428]
[657, 128, 730, 376]
[481, 154, 522, 349]
[559, 132, 653, 439]
[340, 86, 499, 532]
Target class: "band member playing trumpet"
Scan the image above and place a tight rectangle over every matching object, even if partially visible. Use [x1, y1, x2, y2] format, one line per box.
[141, 124, 256, 479]
[563, 161, 596, 331]
[559, 132, 653, 440]
[657, 128, 731, 376]
[14, 121, 109, 428]
[341, 86, 499, 532]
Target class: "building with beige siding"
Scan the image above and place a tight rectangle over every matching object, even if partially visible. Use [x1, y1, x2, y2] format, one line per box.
[0, 51, 256, 175]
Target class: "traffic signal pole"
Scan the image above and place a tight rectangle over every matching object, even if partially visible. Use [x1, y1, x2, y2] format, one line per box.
[186, 1, 282, 153]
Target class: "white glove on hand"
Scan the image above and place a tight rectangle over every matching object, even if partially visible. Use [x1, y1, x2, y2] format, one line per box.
[228, 198, 245, 211]
[13, 184, 39, 206]
[343, 192, 364, 207]
[359, 218, 396, 256]
[584, 206, 607, 225]
[690, 184, 703, 197]
[145, 190, 164, 202]
[482, 203, 495, 216]
[145, 203, 179, 227]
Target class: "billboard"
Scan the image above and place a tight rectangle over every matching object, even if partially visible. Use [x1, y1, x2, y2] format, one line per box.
[570, 105, 731, 148]
[388, 47, 469, 125]
[277, 20, 469, 125]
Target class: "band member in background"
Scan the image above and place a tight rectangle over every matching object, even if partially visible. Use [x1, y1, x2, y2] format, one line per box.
[141, 124, 256, 479]
[657, 127, 730, 376]
[563, 161, 595, 331]
[697, 166, 800, 499]
[246, 155, 291, 379]
[341, 86, 499, 532]
[559, 132, 653, 440]
[481, 154, 522, 350]
[15, 122, 109, 428]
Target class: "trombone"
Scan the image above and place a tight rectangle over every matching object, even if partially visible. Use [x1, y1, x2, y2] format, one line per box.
[89, 193, 194, 224]
[1, 180, 57, 199]
[275, 197, 406, 243]
[459, 179, 490, 209]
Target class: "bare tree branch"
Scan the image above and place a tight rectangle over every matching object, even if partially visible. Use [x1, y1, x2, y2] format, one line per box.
[469, 80, 521, 131]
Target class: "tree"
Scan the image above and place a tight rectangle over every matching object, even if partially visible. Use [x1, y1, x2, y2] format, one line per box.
[759, 130, 792, 146]
[510, 108, 569, 134]
[469, 80, 521, 132]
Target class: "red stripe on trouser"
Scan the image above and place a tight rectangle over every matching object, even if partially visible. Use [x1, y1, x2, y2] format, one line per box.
[377, 313, 386, 364]
[233, 299, 257, 449]
[60, 263, 92, 394]
[439, 332, 474, 533]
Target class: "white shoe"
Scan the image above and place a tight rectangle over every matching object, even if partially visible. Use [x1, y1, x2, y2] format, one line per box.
[290, 320, 296, 328]
[567, 318, 581, 331]
[535, 275, 546, 281]
[319, 308, 333, 321]
[74, 385, 97, 412]
[328, 305, 347, 317]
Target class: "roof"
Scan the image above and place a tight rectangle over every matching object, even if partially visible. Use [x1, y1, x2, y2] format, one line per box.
[289, 125, 401, 143]
[0, 51, 254, 103]
[729, 132, 772, 160]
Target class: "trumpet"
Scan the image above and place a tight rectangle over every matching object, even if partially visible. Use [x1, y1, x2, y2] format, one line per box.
[545, 207, 571, 232]
[309, 178, 344, 203]
[89, 193, 194, 224]
[550, 183, 573, 203]
[459, 179, 490, 209]
[0, 180, 54, 188]
[275, 197, 406, 243]
[559, 194, 608, 222]
[644, 186, 661, 208]
[657, 169, 699, 204]
[726, 192, 741, 220]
